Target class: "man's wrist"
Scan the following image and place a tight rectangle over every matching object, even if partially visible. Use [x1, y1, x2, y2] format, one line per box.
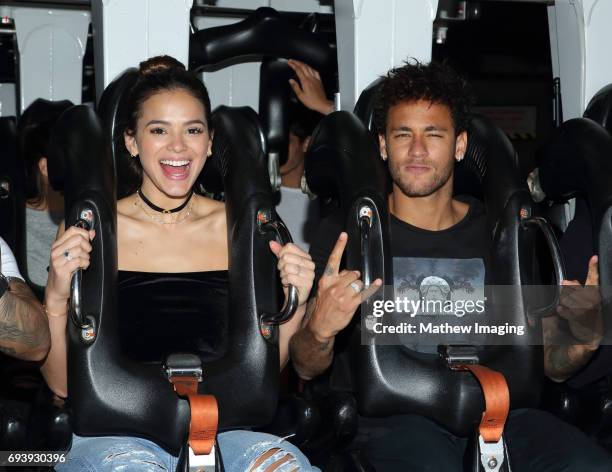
[307, 322, 334, 345]
[567, 316, 602, 346]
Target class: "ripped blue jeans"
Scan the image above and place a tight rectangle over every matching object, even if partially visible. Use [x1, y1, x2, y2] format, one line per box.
[56, 431, 320, 471]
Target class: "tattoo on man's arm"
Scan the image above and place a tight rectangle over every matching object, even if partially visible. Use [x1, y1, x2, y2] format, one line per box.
[543, 317, 595, 380]
[0, 322, 38, 346]
[0, 279, 48, 354]
[0, 345, 17, 356]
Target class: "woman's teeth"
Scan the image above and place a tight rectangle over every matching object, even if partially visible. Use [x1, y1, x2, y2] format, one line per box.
[160, 160, 190, 167]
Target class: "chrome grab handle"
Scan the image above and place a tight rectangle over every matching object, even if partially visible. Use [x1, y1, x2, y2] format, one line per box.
[358, 205, 373, 287]
[258, 210, 299, 325]
[69, 210, 94, 330]
[521, 214, 567, 318]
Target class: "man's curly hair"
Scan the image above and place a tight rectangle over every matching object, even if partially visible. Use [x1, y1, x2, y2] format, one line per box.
[373, 60, 472, 136]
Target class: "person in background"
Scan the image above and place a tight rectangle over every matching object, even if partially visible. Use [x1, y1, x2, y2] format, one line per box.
[18, 99, 72, 288]
[276, 59, 334, 251]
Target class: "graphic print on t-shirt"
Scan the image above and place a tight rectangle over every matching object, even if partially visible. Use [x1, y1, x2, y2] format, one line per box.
[391, 256, 485, 353]
[393, 257, 485, 316]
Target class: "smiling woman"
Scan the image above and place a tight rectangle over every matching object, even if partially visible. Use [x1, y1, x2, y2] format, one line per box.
[123, 87, 211, 228]
[40, 55, 319, 472]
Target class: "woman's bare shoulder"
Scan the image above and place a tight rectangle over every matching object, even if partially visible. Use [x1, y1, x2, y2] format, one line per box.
[117, 194, 139, 218]
[193, 195, 226, 227]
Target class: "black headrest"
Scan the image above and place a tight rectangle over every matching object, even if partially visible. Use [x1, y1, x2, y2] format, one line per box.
[538, 118, 612, 244]
[189, 7, 334, 72]
[584, 84, 612, 134]
[353, 78, 383, 133]
[258, 58, 292, 170]
[305, 111, 387, 205]
[97, 68, 139, 197]
[207, 106, 267, 197]
[460, 114, 524, 218]
[48, 105, 114, 206]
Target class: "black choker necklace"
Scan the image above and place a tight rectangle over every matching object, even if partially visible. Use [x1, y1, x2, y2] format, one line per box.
[137, 189, 193, 214]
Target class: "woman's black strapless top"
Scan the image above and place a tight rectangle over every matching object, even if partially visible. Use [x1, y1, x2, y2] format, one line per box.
[117, 270, 229, 364]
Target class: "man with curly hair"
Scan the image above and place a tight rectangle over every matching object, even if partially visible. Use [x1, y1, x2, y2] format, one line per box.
[290, 60, 611, 470]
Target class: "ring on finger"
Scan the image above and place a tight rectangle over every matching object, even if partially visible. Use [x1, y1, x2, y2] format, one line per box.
[63, 250, 73, 262]
[350, 281, 362, 294]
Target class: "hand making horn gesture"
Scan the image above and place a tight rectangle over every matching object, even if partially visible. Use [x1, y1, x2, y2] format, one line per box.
[309, 232, 382, 342]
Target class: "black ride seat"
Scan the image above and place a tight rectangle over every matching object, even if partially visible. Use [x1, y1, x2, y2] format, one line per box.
[48, 71, 292, 457]
[302, 82, 563, 469]
[307, 110, 545, 427]
[538, 115, 612, 445]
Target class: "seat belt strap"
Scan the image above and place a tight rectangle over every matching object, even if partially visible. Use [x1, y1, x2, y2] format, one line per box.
[456, 364, 509, 442]
[165, 355, 219, 456]
[440, 346, 510, 472]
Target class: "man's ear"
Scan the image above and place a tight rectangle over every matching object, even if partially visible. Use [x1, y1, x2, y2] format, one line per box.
[301, 135, 311, 154]
[38, 157, 48, 178]
[379, 134, 388, 161]
[455, 131, 467, 161]
[124, 132, 138, 157]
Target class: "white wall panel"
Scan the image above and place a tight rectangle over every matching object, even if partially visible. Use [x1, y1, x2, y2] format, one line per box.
[334, 0, 438, 111]
[583, 0, 612, 107]
[92, 0, 192, 100]
[13, 7, 90, 112]
[548, 0, 612, 118]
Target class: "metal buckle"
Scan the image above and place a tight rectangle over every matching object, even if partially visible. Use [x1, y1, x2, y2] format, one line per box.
[479, 435, 505, 472]
[164, 366, 203, 383]
[438, 345, 479, 369]
[164, 354, 203, 383]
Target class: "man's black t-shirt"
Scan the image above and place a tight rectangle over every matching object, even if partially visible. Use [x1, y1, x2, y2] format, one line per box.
[309, 197, 489, 390]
